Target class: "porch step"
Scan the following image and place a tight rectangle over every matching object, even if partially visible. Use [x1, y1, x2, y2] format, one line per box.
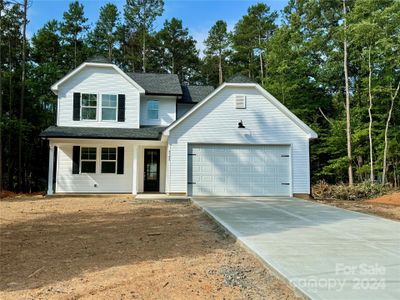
[135, 193, 189, 201]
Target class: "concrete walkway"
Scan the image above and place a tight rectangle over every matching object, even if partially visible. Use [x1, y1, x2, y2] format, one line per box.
[192, 197, 400, 300]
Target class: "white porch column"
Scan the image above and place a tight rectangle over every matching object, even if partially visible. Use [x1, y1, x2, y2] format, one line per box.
[132, 144, 139, 195]
[47, 143, 55, 195]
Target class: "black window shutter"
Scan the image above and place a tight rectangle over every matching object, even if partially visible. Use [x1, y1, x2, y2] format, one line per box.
[73, 92, 81, 121]
[118, 94, 125, 122]
[72, 146, 80, 174]
[117, 147, 124, 174]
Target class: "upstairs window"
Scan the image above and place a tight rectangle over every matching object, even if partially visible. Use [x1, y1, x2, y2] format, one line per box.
[147, 100, 159, 120]
[101, 148, 117, 173]
[81, 147, 97, 173]
[81, 93, 97, 120]
[101, 94, 117, 121]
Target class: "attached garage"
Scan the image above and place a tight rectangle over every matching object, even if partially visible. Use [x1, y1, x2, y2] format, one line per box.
[188, 144, 291, 196]
[164, 82, 318, 197]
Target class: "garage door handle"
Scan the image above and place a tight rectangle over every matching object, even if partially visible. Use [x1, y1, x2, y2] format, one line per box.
[281, 155, 290, 157]
[188, 182, 196, 184]
[281, 183, 290, 185]
[188, 153, 196, 156]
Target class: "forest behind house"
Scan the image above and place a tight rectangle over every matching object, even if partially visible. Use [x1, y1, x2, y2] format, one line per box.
[0, 0, 399, 193]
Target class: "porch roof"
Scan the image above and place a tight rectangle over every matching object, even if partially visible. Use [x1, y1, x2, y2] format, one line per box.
[40, 126, 166, 140]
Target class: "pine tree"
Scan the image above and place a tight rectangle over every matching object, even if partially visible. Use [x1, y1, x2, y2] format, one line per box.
[204, 20, 230, 85]
[124, 0, 164, 72]
[88, 3, 120, 60]
[60, 1, 89, 69]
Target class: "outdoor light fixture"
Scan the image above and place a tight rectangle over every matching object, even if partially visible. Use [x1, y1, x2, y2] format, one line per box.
[238, 120, 245, 128]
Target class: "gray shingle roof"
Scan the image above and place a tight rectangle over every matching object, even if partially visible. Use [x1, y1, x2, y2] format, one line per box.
[40, 126, 166, 140]
[179, 85, 215, 103]
[226, 73, 255, 84]
[128, 72, 182, 96]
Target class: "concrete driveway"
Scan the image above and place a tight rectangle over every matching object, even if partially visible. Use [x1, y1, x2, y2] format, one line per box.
[192, 197, 400, 300]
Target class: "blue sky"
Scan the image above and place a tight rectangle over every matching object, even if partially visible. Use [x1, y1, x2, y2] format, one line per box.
[28, 0, 287, 54]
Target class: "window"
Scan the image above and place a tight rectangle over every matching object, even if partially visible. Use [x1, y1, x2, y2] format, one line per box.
[81, 94, 97, 120]
[147, 100, 159, 120]
[81, 147, 96, 173]
[102, 94, 117, 121]
[101, 148, 117, 173]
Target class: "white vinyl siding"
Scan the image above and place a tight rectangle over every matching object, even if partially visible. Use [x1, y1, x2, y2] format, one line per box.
[53, 140, 167, 194]
[167, 86, 311, 195]
[140, 96, 176, 126]
[57, 66, 140, 128]
[56, 141, 133, 193]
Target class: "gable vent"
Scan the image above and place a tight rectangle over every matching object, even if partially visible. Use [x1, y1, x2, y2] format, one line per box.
[235, 95, 246, 109]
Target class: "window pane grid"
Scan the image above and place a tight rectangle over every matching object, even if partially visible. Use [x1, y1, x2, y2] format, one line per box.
[101, 147, 117, 173]
[81, 93, 97, 120]
[81, 147, 97, 173]
[101, 94, 117, 121]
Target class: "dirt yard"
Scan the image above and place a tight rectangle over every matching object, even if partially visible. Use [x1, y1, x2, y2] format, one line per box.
[0, 195, 300, 300]
[311, 192, 400, 221]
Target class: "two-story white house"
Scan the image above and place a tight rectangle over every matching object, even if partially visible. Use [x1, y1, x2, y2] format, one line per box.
[41, 60, 317, 197]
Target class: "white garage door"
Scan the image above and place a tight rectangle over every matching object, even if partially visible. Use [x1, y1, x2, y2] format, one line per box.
[188, 144, 291, 196]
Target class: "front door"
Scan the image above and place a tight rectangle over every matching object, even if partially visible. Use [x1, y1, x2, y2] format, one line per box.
[144, 149, 160, 192]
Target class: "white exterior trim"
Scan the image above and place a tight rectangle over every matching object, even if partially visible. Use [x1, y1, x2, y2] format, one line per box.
[164, 83, 318, 139]
[51, 62, 145, 95]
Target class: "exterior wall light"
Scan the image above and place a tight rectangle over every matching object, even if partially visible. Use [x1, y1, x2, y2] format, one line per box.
[238, 120, 245, 128]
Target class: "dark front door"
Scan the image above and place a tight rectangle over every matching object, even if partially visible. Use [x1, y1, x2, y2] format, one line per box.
[144, 149, 160, 192]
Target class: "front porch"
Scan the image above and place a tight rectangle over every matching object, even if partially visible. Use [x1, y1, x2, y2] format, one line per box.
[46, 138, 167, 195]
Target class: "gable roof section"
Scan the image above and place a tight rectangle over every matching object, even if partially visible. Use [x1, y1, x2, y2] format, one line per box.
[128, 72, 182, 96]
[226, 73, 255, 84]
[50, 62, 145, 95]
[164, 83, 318, 139]
[179, 85, 215, 103]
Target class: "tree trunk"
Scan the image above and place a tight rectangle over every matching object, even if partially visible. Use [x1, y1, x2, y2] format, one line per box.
[142, 28, 146, 72]
[218, 50, 223, 85]
[367, 46, 374, 182]
[258, 34, 264, 85]
[343, 0, 353, 186]
[74, 36, 77, 68]
[8, 37, 12, 190]
[382, 81, 400, 185]
[18, 0, 27, 191]
[0, 2, 3, 192]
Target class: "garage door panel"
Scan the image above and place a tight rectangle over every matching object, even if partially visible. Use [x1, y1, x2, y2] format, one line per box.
[189, 144, 291, 196]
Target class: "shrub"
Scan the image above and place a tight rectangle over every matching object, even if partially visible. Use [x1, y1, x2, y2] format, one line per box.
[312, 181, 387, 201]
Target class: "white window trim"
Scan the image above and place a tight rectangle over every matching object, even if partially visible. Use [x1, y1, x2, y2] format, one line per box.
[101, 147, 118, 174]
[101, 94, 118, 122]
[80, 147, 97, 174]
[147, 100, 159, 120]
[81, 93, 98, 121]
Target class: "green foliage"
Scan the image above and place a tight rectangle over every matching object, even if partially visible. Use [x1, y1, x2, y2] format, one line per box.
[59, 1, 90, 69]
[153, 18, 199, 82]
[313, 181, 388, 200]
[1, 0, 399, 192]
[88, 3, 121, 60]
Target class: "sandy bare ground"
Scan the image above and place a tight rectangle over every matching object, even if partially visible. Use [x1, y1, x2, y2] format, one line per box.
[311, 192, 400, 221]
[0, 195, 300, 300]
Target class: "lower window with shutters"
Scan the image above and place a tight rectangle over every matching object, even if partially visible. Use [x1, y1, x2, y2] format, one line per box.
[81, 147, 97, 173]
[101, 148, 117, 173]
